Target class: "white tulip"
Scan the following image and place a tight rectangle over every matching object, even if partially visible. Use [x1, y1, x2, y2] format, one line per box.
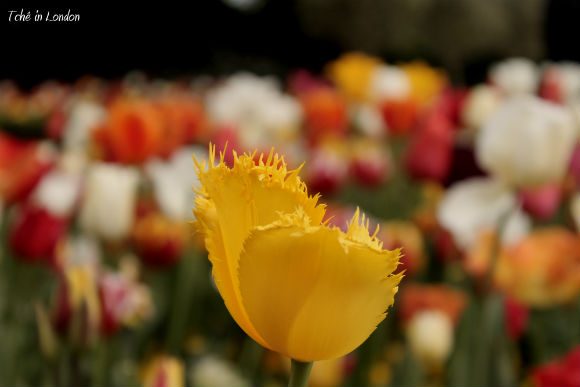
[352, 104, 385, 138]
[369, 65, 411, 102]
[571, 193, 580, 232]
[489, 58, 539, 96]
[476, 96, 577, 187]
[437, 177, 531, 250]
[206, 73, 302, 149]
[146, 146, 206, 221]
[32, 170, 82, 218]
[63, 99, 106, 151]
[407, 310, 453, 368]
[461, 85, 501, 130]
[191, 356, 249, 387]
[79, 163, 139, 241]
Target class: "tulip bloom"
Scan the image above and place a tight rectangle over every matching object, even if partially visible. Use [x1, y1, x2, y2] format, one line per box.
[476, 96, 577, 187]
[193, 146, 402, 364]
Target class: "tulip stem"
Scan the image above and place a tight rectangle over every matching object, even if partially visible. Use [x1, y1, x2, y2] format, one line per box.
[288, 359, 313, 387]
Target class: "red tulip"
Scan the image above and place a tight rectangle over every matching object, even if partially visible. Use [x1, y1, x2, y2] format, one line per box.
[404, 111, 453, 182]
[8, 204, 67, 264]
[210, 126, 242, 167]
[379, 97, 417, 136]
[349, 140, 390, 187]
[519, 184, 562, 220]
[532, 346, 580, 387]
[503, 297, 529, 340]
[0, 133, 54, 203]
[539, 68, 564, 104]
[306, 143, 348, 195]
[132, 212, 187, 268]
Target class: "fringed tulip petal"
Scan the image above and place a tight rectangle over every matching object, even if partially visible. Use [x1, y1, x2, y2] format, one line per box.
[238, 209, 402, 361]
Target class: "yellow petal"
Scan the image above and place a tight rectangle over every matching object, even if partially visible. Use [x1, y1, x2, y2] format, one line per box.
[238, 209, 402, 361]
[193, 147, 326, 347]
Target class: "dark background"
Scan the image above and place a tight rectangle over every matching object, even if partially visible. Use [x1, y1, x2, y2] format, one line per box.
[1, 0, 579, 88]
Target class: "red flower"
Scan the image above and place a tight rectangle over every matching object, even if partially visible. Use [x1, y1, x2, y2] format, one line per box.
[379, 97, 417, 135]
[539, 68, 564, 104]
[404, 111, 453, 182]
[533, 346, 580, 387]
[0, 133, 54, 203]
[8, 204, 67, 265]
[399, 284, 467, 326]
[519, 184, 562, 220]
[132, 212, 187, 268]
[504, 297, 529, 340]
[349, 140, 390, 187]
[306, 142, 348, 195]
[210, 126, 243, 167]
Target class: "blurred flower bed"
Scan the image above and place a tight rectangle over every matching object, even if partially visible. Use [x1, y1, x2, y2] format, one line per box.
[1, 53, 580, 387]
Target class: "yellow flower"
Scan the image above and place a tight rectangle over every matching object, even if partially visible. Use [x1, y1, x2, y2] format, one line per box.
[401, 62, 447, 107]
[193, 145, 402, 361]
[326, 52, 382, 102]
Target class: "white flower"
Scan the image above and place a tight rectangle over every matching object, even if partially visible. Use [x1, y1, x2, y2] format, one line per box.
[489, 58, 539, 96]
[571, 193, 580, 232]
[369, 65, 411, 102]
[191, 356, 249, 387]
[461, 85, 501, 130]
[63, 98, 106, 151]
[407, 310, 453, 367]
[476, 96, 577, 187]
[79, 163, 139, 241]
[32, 170, 82, 218]
[352, 104, 385, 138]
[146, 146, 206, 221]
[437, 178, 531, 250]
[206, 73, 302, 149]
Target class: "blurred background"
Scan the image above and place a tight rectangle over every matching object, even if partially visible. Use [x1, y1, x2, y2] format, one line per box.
[1, 1, 580, 386]
[2, 0, 580, 86]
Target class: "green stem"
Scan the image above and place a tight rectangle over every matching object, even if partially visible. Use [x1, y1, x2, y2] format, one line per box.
[288, 359, 313, 387]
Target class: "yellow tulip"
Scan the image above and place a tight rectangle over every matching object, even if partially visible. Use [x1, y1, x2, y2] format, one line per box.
[401, 61, 447, 107]
[326, 52, 382, 102]
[193, 145, 402, 364]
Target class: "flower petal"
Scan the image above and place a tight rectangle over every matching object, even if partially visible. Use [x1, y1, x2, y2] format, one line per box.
[238, 210, 401, 361]
[194, 148, 326, 348]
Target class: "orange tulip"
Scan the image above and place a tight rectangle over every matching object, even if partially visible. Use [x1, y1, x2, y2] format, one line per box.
[96, 98, 164, 164]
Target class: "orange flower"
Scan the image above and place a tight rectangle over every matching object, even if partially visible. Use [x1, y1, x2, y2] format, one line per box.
[379, 98, 417, 135]
[494, 228, 580, 307]
[399, 284, 467, 326]
[300, 87, 348, 144]
[95, 98, 164, 164]
[156, 95, 206, 157]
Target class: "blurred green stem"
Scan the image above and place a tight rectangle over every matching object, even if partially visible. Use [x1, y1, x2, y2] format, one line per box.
[288, 359, 312, 387]
[239, 338, 264, 382]
[166, 251, 201, 353]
